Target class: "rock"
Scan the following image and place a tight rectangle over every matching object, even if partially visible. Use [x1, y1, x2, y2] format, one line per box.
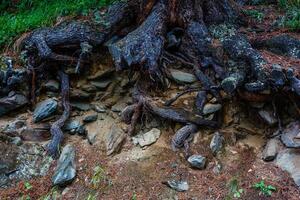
[170, 69, 197, 84]
[71, 102, 91, 111]
[111, 102, 127, 113]
[52, 145, 76, 186]
[11, 137, 22, 146]
[87, 131, 98, 145]
[92, 104, 106, 113]
[276, 149, 300, 187]
[281, 122, 300, 148]
[33, 99, 58, 122]
[88, 68, 114, 80]
[81, 84, 97, 93]
[203, 103, 222, 115]
[64, 120, 86, 135]
[262, 138, 279, 161]
[70, 89, 92, 100]
[0, 93, 28, 117]
[91, 80, 112, 90]
[2, 119, 26, 135]
[187, 155, 206, 169]
[132, 128, 161, 147]
[210, 132, 224, 154]
[106, 124, 126, 155]
[83, 114, 98, 123]
[45, 80, 59, 92]
[258, 110, 278, 126]
[165, 180, 189, 192]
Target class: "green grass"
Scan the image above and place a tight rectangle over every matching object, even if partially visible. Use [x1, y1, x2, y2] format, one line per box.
[278, 0, 300, 30]
[0, 0, 115, 48]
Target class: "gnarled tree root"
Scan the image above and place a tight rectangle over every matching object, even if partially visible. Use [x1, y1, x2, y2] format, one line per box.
[47, 71, 70, 158]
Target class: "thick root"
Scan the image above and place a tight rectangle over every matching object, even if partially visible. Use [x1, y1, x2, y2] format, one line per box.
[47, 71, 70, 158]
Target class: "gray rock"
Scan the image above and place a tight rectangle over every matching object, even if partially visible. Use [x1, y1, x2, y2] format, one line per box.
[70, 89, 92, 100]
[187, 155, 206, 169]
[165, 180, 189, 192]
[81, 84, 97, 93]
[132, 128, 161, 147]
[210, 132, 224, 154]
[83, 114, 98, 123]
[52, 145, 76, 186]
[11, 137, 22, 146]
[45, 80, 59, 92]
[258, 110, 278, 126]
[276, 149, 300, 187]
[2, 120, 26, 135]
[111, 102, 127, 113]
[71, 102, 91, 111]
[106, 124, 126, 155]
[92, 104, 106, 113]
[33, 99, 58, 122]
[64, 120, 86, 135]
[203, 104, 222, 115]
[262, 138, 279, 161]
[281, 121, 300, 148]
[87, 131, 98, 145]
[91, 80, 112, 90]
[0, 93, 28, 117]
[88, 68, 114, 80]
[170, 69, 196, 84]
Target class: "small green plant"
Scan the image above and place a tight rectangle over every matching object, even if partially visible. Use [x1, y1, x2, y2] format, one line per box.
[243, 10, 265, 22]
[226, 178, 244, 199]
[91, 166, 106, 188]
[86, 193, 97, 200]
[132, 192, 137, 200]
[24, 182, 33, 190]
[253, 180, 276, 196]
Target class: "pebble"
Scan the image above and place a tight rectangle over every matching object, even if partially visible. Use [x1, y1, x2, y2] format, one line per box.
[281, 121, 300, 148]
[0, 93, 28, 117]
[165, 180, 189, 192]
[210, 132, 224, 155]
[262, 138, 279, 161]
[71, 102, 91, 111]
[170, 69, 197, 84]
[45, 80, 59, 92]
[187, 155, 206, 169]
[203, 104, 222, 115]
[258, 110, 278, 126]
[83, 114, 98, 123]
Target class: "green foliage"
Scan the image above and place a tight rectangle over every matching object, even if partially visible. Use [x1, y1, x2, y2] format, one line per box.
[0, 0, 115, 48]
[278, 0, 300, 30]
[86, 193, 97, 200]
[253, 180, 276, 196]
[24, 182, 32, 190]
[132, 192, 137, 200]
[226, 178, 244, 199]
[243, 10, 265, 22]
[91, 166, 106, 188]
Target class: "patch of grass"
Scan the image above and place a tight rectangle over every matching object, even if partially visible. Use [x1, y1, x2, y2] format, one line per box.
[91, 165, 106, 189]
[253, 180, 276, 197]
[278, 0, 300, 30]
[225, 178, 244, 199]
[0, 0, 115, 48]
[243, 9, 265, 22]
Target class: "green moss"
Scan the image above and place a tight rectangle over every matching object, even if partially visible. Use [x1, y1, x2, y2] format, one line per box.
[0, 0, 116, 48]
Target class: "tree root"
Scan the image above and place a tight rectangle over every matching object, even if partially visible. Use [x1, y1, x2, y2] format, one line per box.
[47, 71, 70, 158]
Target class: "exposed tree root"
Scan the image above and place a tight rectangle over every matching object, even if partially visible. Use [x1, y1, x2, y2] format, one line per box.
[2, 0, 299, 158]
[47, 71, 70, 158]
